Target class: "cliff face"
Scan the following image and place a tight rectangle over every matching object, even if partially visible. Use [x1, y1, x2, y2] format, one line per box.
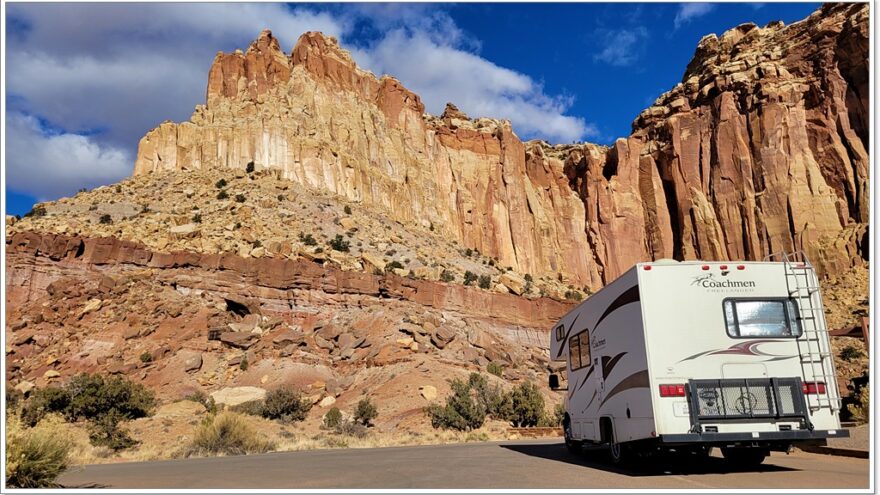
[134, 4, 868, 287]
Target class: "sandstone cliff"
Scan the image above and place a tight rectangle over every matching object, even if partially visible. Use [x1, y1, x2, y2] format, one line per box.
[132, 4, 867, 287]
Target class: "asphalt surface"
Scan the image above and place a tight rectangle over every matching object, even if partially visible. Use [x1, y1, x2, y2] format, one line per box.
[58, 440, 869, 489]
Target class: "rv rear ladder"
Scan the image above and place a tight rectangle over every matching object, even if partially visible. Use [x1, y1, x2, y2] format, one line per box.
[767, 251, 842, 414]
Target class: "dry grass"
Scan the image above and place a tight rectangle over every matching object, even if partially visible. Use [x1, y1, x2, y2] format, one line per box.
[5, 415, 72, 488]
[186, 412, 275, 457]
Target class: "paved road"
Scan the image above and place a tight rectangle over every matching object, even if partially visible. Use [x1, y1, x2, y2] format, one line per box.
[59, 440, 869, 489]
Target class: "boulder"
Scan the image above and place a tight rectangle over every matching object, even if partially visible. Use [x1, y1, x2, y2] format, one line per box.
[183, 353, 203, 372]
[361, 252, 386, 272]
[419, 385, 437, 401]
[219, 331, 259, 349]
[170, 223, 200, 239]
[499, 273, 527, 295]
[211, 386, 267, 407]
[431, 327, 455, 349]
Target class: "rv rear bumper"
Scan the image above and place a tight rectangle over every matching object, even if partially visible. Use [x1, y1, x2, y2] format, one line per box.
[659, 429, 849, 444]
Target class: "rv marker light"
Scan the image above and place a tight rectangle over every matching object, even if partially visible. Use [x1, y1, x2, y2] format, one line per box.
[643, 265, 652, 271]
[720, 264, 728, 270]
[737, 265, 745, 270]
[701, 265, 710, 271]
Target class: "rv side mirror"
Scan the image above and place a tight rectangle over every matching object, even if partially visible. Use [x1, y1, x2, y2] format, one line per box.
[549, 374, 561, 390]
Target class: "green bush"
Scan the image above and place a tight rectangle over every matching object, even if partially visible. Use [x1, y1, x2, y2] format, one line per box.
[427, 376, 486, 431]
[246, 161, 255, 174]
[464, 248, 473, 257]
[229, 399, 264, 417]
[344, 205, 352, 215]
[5, 418, 71, 488]
[506, 381, 545, 427]
[140, 351, 153, 363]
[184, 391, 217, 414]
[63, 373, 155, 422]
[468, 373, 510, 419]
[6, 389, 24, 413]
[840, 345, 865, 362]
[440, 270, 455, 282]
[329, 234, 350, 252]
[24, 205, 47, 218]
[524, 274, 533, 282]
[487, 362, 503, 377]
[21, 387, 71, 427]
[235, 193, 246, 203]
[848, 383, 869, 423]
[354, 398, 378, 426]
[334, 419, 368, 438]
[87, 411, 137, 451]
[323, 407, 343, 429]
[215, 179, 227, 189]
[187, 412, 274, 457]
[299, 232, 318, 246]
[463, 271, 478, 286]
[478, 275, 491, 289]
[239, 355, 249, 371]
[217, 190, 229, 200]
[553, 402, 566, 426]
[192, 213, 202, 224]
[386, 260, 404, 272]
[564, 290, 583, 301]
[99, 214, 113, 225]
[261, 386, 310, 423]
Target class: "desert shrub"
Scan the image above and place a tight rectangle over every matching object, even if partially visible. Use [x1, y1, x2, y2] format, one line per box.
[184, 391, 217, 414]
[468, 373, 510, 419]
[329, 234, 350, 252]
[140, 351, 153, 363]
[487, 362, 503, 377]
[239, 355, 249, 371]
[217, 190, 229, 200]
[840, 345, 865, 362]
[323, 407, 342, 429]
[464, 248, 473, 257]
[63, 373, 155, 422]
[478, 275, 491, 289]
[553, 402, 566, 426]
[506, 381, 545, 427]
[848, 383, 870, 423]
[99, 214, 112, 225]
[354, 398, 378, 426]
[188, 412, 274, 457]
[24, 205, 47, 218]
[5, 417, 71, 488]
[215, 178, 227, 189]
[334, 419, 368, 438]
[246, 161, 255, 174]
[7, 389, 24, 412]
[524, 274, 534, 283]
[385, 260, 404, 272]
[229, 399, 264, 417]
[87, 411, 137, 451]
[261, 386, 310, 423]
[564, 290, 583, 301]
[440, 270, 455, 283]
[463, 271, 478, 286]
[344, 205, 352, 215]
[427, 376, 486, 431]
[192, 213, 202, 224]
[20, 387, 71, 427]
[235, 193, 246, 203]
[465, 432, 489, 442]
[299, 232, 317, 246]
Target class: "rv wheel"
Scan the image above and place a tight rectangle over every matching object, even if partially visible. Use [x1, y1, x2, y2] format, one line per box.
[607, 430, 629, 465]
[721, 447, 767, 468]
[563, 418, 582, 454]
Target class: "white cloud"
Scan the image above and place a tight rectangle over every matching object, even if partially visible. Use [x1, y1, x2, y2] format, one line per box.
[353, 29, 594, 143]
[5, 3, 596, 202]
[6, 113, 131, 200]
[593, 27, 649, 67]
[674, 3, 716, 29]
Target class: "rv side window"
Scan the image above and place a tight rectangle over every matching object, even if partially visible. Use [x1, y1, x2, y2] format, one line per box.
[568, 330, 591, 370]
[724, 299, 801, 338]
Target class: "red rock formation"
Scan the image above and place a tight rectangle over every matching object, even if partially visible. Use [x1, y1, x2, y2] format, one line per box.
[134, 4, 868, 286]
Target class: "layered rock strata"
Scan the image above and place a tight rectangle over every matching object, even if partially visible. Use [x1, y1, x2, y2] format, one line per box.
[134, 4, 868, 287]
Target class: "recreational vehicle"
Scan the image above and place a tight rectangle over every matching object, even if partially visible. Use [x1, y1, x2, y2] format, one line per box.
[548, 254, 848, 466]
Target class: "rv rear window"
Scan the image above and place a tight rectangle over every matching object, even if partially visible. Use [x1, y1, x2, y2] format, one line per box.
[723, 299, 801, 338]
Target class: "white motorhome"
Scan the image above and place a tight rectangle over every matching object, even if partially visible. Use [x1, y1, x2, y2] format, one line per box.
[548, 254, 848, 466]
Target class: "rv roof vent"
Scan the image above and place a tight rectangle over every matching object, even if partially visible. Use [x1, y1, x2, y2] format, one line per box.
[653, 259, 679, 265]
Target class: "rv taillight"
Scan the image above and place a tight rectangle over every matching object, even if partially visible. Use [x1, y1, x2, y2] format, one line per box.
[737, 265, 745, 270]
[701, 265, 710, 271]
[659, 384, 686, 397]
[643, 265, 652, 271]
[803, 382, 826, 395]
[720, 264, 728, 270]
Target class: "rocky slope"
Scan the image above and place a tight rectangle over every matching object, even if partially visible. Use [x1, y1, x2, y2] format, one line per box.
[126, 3, 867, 287]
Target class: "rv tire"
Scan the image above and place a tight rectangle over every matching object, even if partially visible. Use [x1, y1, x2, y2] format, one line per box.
[721, 447, 767, 467]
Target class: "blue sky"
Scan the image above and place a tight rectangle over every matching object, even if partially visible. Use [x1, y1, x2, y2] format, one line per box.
[4, 2, 821, 216]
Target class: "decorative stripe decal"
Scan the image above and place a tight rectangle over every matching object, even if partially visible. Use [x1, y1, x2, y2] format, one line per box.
[592, 285, 640, 334]
[554, 312, 582, 359]
[568, 365, 595, 399]
[599, 370, 650, 408]
[581, 389, 598, 413]
[677, 339, 798, 363]
[601, 352, 627, 381]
